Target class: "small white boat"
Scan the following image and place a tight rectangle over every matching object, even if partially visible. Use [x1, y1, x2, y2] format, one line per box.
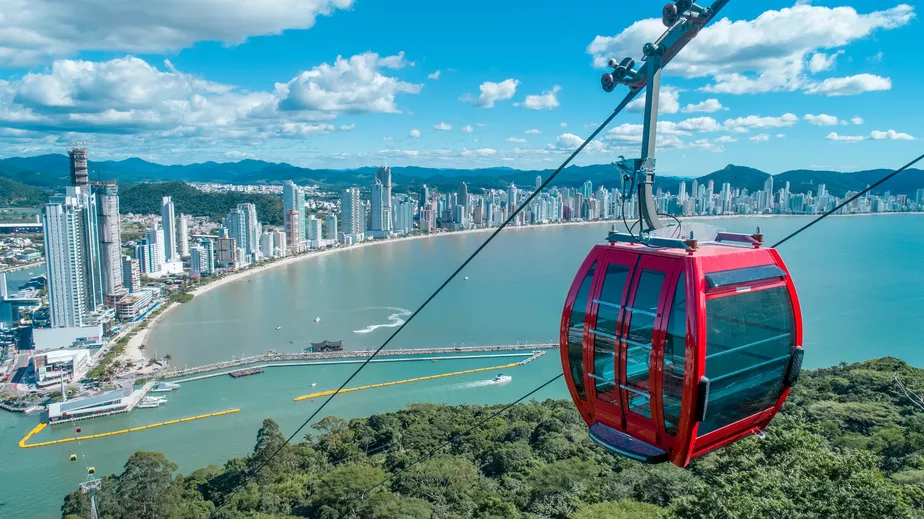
[492, 374, 512, 384]
[311, 382, 317, 387]
[276, 326, 282, 330]
[314, 317, 320, 323]
[151, 382, 180, 392]
[137, 402, 160, 409]
[143, 396, 167, 404]
[464, 276, 469, 280]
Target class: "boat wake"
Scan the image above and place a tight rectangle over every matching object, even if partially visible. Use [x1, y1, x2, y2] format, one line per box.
[435, 378, 511, 392]
[352, 307, 412, 334]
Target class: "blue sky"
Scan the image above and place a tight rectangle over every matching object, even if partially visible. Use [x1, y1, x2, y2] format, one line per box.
[0, 0, 918, 175]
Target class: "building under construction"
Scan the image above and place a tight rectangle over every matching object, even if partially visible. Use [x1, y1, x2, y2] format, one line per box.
[68, 146, 89, 188]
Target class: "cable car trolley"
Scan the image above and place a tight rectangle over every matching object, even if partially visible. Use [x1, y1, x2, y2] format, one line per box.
[560, 0, 804, 468]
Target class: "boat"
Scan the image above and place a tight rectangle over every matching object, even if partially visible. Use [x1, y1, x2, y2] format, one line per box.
[142, 396, 167, 404]
[276, 326, 281, 330]
[150, 382, 180, 392]
[229, 366, 264, 378]
[136, 401, 161, 409]
[314, 317, 320, 323]
[464, 276, 469, 280]
[311, 382, 317, 387]
[492, 374, 512, 384]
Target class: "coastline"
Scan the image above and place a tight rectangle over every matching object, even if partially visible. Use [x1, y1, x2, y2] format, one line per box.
[130, 211, 924, 370]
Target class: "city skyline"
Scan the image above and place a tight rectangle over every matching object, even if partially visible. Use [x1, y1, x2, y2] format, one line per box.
[0, 1, 918, 174]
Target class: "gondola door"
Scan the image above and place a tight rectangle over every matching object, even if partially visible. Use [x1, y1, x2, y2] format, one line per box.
[617, 255, 678, 446]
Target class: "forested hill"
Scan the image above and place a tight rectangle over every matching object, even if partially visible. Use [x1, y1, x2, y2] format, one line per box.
[0, 177, 52, 207]
[119, 182, 284, 226]
[61, 357, 924, 519]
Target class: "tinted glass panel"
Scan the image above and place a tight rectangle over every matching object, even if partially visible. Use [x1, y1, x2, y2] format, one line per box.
[662, 273, 686, 436]
[592, 263, 630, 404]
[699, 285, 795, 436]
[705, 264, 786, 289]
[568, 262, 596, 400]
[624, 270, 665, 419]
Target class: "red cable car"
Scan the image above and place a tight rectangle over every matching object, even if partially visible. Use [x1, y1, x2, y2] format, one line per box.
[561, 228, 803, 467]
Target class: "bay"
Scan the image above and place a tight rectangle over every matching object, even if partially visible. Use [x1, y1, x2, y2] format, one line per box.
[2, 214, 923, 517]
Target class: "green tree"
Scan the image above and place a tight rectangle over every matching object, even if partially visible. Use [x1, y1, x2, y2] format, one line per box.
[116, 451, 183, 519]
[571, 500, 666, 519]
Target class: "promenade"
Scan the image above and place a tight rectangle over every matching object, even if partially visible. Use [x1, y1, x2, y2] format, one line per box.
[162, 343, 557, 381]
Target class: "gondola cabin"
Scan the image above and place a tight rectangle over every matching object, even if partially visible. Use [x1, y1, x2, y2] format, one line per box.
[560, 232, 803, 468]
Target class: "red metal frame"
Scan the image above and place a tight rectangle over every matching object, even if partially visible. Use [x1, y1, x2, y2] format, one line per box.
[560, 242, 803, 468]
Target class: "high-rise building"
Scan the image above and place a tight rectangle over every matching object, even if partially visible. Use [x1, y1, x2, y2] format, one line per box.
[217, 237, 236, 267]
[307, 215, 323, 242]
[200, 239, 215, 273]
[370, 180, 387, 233]
[376, 165, 392, 230]
[283, 181, 306, 244]
[177, 214, 189, 257]
[419, 184, 429, 207]
[340, 187, 363, 237]
[189, 245, 207, 277]
[121, 256, 141, 293]
[459, 182, 470, 215]
[161, 196, 177, 262]
[145, 224, 166, 274]
[240, 203, 260, 257]
[68, 147, 89, 188]
[285, 210, 301, 252]
[94, 182, 124, 299]
[325, 214, 338, 241]
[536, 176, 542, 190]
[134, 240, 152, 274]
[259, 232, 276, 259]
[508, 183, 518, 211]
[393, 195, 414, 234]
[271, 231, 287, 257]
[42, 186, 104, 328]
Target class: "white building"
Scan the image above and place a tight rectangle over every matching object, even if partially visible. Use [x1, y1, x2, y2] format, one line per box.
[283, 180, 306, 244]
[94, 182, 124, 300]
[340, 187, 364, 240]
[121, 256, 141, 293]
[32, 349, 91, 386]
[393, 195, 414, 234]
[259, 232, 276, 259]
[161, 196, 178, 262]
[177, 213, 189, 258]
[325, 215, 338, 241]
[272, 230, 287, 257]
[43, 186, 104, 328]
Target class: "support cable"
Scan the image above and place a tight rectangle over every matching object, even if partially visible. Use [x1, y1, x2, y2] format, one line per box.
[214, 90, 640, 511]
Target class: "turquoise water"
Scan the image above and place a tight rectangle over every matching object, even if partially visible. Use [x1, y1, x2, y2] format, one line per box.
[2, 215, 924, 517]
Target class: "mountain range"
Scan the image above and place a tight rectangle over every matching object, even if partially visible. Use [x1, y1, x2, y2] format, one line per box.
[1, 154, 922, 199]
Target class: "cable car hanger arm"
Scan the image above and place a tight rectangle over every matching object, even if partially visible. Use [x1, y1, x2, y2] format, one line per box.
[601, 0, 732, 234]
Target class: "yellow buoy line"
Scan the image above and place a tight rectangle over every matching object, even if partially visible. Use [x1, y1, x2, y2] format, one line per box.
[19, 409, 240, 449]
[295, 361, 522, 401]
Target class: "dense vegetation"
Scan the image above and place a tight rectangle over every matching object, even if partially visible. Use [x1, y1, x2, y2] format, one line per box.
[119, 182, 284, 226]
[61, 357, 924, 518]
[0, 177, 51, 207]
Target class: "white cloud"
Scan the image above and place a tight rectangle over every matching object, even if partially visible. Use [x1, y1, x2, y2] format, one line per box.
[803, 114, 839, 126]
[724, 113, 799, 131]
[224, 150, 252, 159]
[776, 133, 786, 138]
[587, 4, 914, 95]
[749, 134, 770, 142]
[427, 70, 441, 80]
[629, 86, 680, 114]
[804, 74, 892, 96]
[870, 129, 915, 140]
[461, 124, 473, 133]
[276, 52, 422, 114]
[0, 0, 356, 67]
[433, 122, 452, 131]
[522, 85, 561, 110]
[851, 116, 864, 125]
[869, 51, 885, 63]
[554, 133, 607, 152]
[382, 136, 393, 141]
[524, 129, 541, 134]
[560, 122, 567, 128]
[681, 98, 726, 113]
[808, 50, 845, 73]
[826, 132, 864, 142]
[338, 124, 355, 131]
[409, 129, 420, 138]
[674, 117, 723, 133]
[462, 78, 519, 108]
[506, 137, 527, 143]
[688, 139, 725, 153]
[714, 135, 737, 143]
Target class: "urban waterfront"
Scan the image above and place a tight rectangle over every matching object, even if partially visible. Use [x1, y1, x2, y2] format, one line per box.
[2, 214, 924, 517]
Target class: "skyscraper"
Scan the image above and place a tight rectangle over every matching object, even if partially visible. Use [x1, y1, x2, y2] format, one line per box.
[177, 214, 189, 257]
[419, 184, 429, 207]
[307, 215, 323, 241]
[94, 182, 124, 299]
[200, 239, 215, 273]
[239, 203, 260, 258]
[536, 175, 542, 190]
[161, 196, 178, 262]
[393, 195, 414, 234]
[340, 187, 363, 237]
[285, 210, 301, 252]
[134, 240, 152, 274]
[376, 165, 392, 231]
[283, 181, 306, 244]
[42, 186, 104, 327]
[259, 232, 276, 259]
[508, 183, 518, 212]
[271, 231, 287, 257]
[68, 147, 89, 188]
[325, 214, 338, 240]
[145, 224, 166, 273]
[189, 246, 207, 277]
[459, 182, 469, 214]
[370, 180, 386, 232]
[121, 256, 141, 293]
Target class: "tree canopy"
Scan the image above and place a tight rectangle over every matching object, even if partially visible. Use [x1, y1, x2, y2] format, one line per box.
[60, 357, 924, 518]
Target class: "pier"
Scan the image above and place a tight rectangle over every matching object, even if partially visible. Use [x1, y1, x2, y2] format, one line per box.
[161, 343, 556, 381]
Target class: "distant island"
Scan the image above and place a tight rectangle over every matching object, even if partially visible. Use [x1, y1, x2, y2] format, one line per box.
[60, 357, 924, 519]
